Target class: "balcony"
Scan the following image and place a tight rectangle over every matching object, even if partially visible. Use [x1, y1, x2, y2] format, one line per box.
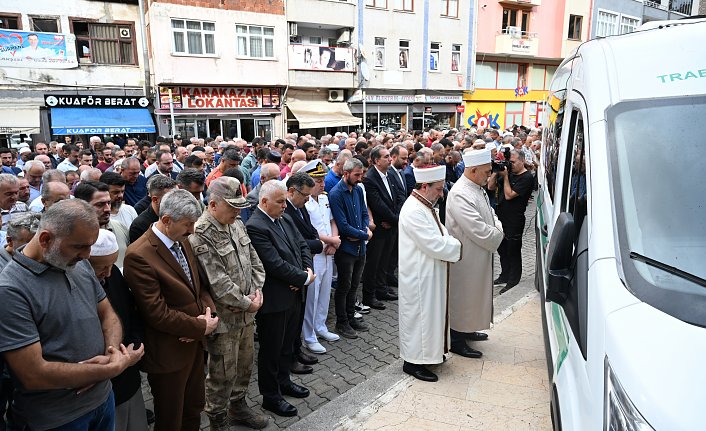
[499, 0, 541, 8]
[287, 0, 356, 27]
[288, 44, 356, 88]
[495, 29, 539, 57]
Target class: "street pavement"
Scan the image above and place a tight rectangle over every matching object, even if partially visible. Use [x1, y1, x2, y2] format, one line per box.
[141, 195, 543, 430]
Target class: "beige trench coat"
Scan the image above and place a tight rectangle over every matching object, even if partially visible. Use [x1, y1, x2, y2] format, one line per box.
[446, 175, 504, 332]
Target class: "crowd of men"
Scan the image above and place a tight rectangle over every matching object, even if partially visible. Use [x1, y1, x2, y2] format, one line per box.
[0, 124, 539, 430]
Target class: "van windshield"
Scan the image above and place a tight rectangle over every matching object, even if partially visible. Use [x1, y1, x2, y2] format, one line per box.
[608, 96, 706, 327]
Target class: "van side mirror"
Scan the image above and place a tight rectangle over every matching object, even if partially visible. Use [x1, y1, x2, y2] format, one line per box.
[546, 212, 575, 304]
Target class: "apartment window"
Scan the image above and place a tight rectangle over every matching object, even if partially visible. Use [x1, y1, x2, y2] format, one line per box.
[620, 16, 640, 34]
[429, 42, 440, 71]
[451, 44, 461, 72]
[669, 0, 692, 15]
[475, 61, 498, 88]
[502, 9, 530, 33]
[308, 36, 322, 45]
[72, 21, 136, 65]
[441, 0, 459, 18]
[596, 10, 618, 37]
[394, 0, 414, 12]
[328, 38, 338, 47]
[172, 19, 215, 56]
[366, 0, 387, 8]
[374, 37, 385, 68]
[568, 15, 582, 40]
[31, 16, 60, 33]
[0, 14, 21, 30]
[498, 62, 519, 89]
[529, 64, 556, 91]
[399, 40, 409, 69]
[236, 25, 274, 58]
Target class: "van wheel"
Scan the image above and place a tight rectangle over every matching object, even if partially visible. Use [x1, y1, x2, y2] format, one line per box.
[550, 385, 562, 431]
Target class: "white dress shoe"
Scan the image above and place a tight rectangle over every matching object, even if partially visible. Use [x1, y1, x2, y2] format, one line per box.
[305, 342, 327, 354]
[316, 330, 340, 342]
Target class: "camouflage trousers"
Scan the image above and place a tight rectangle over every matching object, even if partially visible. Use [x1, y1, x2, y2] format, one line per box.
[204, 323, 255, 417]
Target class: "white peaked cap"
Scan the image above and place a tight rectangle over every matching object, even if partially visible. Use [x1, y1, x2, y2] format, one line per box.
[91, 229, 119, 257]
[413, 165, 446, 183]
[463, 148, 492, 167]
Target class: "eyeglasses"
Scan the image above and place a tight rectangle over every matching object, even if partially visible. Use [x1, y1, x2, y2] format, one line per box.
[294, 188, 311, 199]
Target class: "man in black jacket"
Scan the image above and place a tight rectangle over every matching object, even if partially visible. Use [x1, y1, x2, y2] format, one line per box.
[246, 180, 315, 418]
[284, 172, 323, 370]
[361, 146, 406, 310]
[129, 175, 177, 243]
[88, 229, 147, 429]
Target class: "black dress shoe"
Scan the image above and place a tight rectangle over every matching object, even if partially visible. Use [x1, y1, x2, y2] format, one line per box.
[450, 344, 483, 359]
[363, 298, 386, 310]
[402, 361, 438, 382]
[498, 281, 518, 295]
[262, 398, 297, 417]
[376, 291, 398, 301]
[297, 351, 319, 365]
[493, 277, 508, 285]
[280, 382, 310, 398]
[466, 332, 489, 341]
[289, 361, 313, 374]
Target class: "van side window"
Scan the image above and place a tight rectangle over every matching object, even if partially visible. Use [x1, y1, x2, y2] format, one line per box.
[562, 110, 587, 231]
[543, 61, 572, 203]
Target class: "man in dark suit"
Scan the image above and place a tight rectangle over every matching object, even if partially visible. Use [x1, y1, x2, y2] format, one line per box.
[123, 189, 218, 431]
[128, 175, 177, 242]
[246, 180, 315, 418]
[361, 145, 406, 310]
[284, 171, 323, 371]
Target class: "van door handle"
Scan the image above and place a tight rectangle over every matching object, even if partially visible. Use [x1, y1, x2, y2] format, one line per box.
[541, 224, 548, 236]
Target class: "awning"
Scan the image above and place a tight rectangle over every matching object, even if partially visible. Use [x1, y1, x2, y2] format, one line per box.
[0, 107, 40, 135]
[51, 107, 156, 135]
[287, 100, 362, 129]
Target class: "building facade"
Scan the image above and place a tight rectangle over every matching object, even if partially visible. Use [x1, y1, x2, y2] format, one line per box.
[145, 0, 288, 141]
[349, 0, 474, 131]
[0, 0, 153, 146]
[465, 0, 591, 130]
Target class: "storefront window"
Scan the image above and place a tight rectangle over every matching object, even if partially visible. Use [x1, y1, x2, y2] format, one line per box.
[363, 112, 403, 133]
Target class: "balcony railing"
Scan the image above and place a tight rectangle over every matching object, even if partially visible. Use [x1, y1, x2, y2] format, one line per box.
[499, 27, 539, 40]
[495, 30, 539, 56]
[288, 44, 355, 72]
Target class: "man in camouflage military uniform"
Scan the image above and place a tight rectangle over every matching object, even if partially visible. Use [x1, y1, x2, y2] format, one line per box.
[189, 176, 268, 430]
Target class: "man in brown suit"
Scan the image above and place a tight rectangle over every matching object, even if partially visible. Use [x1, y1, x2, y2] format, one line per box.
[123, 189, 218, 431]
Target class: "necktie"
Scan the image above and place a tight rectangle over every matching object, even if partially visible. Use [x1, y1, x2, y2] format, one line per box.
[275, 219, 287, 236]
[170, 242, 193, 285]
[296, 207, 305, 220]
[396, 169, 406, 194]
[382, 172, 392, 198]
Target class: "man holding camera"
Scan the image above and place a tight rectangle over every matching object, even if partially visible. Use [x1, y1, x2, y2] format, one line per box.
[488, 149, 534, 291]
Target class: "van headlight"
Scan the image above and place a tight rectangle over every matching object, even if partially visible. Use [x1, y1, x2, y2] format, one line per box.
[604, 357, 655, 431]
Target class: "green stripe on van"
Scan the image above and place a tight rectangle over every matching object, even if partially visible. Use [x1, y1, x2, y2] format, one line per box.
[552, 302, 569, 373]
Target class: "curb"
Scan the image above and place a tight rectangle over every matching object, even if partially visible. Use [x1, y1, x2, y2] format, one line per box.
[287, 281, 539, 431]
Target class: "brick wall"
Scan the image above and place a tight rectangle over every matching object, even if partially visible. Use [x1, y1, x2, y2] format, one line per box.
[151, 0, 284, 15]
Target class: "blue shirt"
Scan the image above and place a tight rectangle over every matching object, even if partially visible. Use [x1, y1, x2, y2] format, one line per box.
[324, 169, 342, 193]
[124, 175, 148, 207]
[329, 180, 369, 257]
[250, 165, 262, 188]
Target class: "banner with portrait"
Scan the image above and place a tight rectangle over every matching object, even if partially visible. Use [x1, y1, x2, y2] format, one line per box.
[288, 44, 355, 72]
[0, 29, 78, 69]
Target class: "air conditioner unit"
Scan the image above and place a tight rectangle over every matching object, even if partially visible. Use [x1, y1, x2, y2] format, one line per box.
[507, 26, 521, 38]
[119, 27, 131, 38]
[328, 89, 344, 102]
[288, 22, 298, 37]
[337, 29, 351, 44]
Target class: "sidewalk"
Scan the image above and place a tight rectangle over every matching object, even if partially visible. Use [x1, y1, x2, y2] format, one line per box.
[335, 293, 551, 431]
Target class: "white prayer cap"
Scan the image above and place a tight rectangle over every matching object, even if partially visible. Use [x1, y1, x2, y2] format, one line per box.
[462, 149, 492, 167]
[91, 229, 119, 257]
[413, 165, 446, 184]
[485, 142, 496, 150]
[19, 147, 31, 154]
[327, 143, 340, 152]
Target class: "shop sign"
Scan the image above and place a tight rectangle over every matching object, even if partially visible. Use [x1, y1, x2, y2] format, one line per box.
[464, 102, 506, 129]
[514, 86, 530, 97]
[456, 105, 465, 113]
[424, 106, 433, 114]
[364, 94, 463, 104]
[159, 86, 281, 110]
[0, 29, 77, 69]
[45, 95, 150, 108]
[511, 39, 531, 54]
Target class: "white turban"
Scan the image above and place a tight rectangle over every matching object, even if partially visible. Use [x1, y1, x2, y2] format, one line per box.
[91, 229, 119, 257]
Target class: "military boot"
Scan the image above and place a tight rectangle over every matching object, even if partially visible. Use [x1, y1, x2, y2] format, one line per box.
[208, 412, 234, 431]
[228, 398, 269, 429]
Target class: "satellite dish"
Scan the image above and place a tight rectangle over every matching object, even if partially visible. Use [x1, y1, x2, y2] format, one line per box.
[360, 61, 370, 81]
[358, 44, 367, 60]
